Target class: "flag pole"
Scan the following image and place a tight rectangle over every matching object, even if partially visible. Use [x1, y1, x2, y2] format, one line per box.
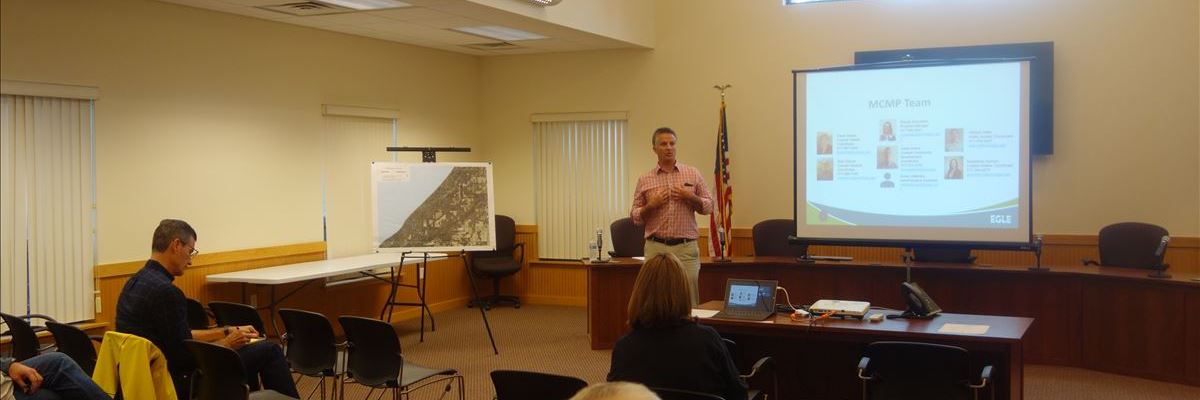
[710, 84, 733, 262]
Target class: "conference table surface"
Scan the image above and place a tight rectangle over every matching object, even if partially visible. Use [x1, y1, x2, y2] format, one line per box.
[587, 256, 1200, 389]
[206, 252, 447, 284]
[696, 300, 1032, 400]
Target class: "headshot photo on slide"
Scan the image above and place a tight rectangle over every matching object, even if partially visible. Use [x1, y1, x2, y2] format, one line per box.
[816, 132, 833, 154]
[817, 158, 834, 180]
[945, 128, 964, 152]
[945, 156, 964, 180]
[880, 120, 896, 141]
[876, 145, 898, 169]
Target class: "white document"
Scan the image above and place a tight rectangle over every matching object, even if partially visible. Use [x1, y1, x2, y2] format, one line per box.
[691, 309, 719, 319]
[633, 256, 645, 261]
[938, 323, 990, 335]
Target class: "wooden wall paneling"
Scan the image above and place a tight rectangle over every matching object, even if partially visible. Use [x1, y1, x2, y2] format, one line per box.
[524, 262, 587, 306]
[968, 273, 1081, 366]
[1081, 279, 1190, 382]
[1186, 288, 1200, 385]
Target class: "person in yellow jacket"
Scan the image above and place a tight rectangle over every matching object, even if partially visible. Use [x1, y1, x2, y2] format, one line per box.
[114, 219, 298, 399]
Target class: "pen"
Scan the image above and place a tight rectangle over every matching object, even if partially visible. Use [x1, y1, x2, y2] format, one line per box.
[684, 183, 694, 187]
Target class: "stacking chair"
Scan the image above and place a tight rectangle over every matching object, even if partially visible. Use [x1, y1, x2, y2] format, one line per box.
[721, 338, 776, 400]
[609, 217, 646, 258]
[45, 321, 102, 375]
[209, 301, 267, 335]
[490, 370, 588, 400]
[187, 298, 216, 330]
[184, 340, 294, 400]
[0, 312, 56, 361]
[856, 341, 992, 400]
[465, 215, 524, 310]
[337, 316, 463, 400]
[278, 308, 343, 400]
[751, 219, 806, 258]
[651, 387, 726, 400]
[1083, 222, 1170, 269]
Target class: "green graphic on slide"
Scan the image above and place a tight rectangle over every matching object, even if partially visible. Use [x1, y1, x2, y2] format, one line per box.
[961, 198, 1018, 213]
[807, 202, 852, 226]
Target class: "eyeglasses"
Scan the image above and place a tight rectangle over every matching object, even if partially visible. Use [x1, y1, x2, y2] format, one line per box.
[177, 239, 199, 257]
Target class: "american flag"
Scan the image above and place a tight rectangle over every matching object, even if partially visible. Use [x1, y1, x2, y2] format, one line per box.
[709, 98, 733, 258]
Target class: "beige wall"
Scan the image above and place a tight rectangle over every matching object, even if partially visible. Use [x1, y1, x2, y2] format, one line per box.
[471, 0, 656, 47]
[480, 0, 1200, 236]
[0, 0, 483, 264]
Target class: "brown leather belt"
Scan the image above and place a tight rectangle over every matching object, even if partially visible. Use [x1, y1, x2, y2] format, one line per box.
[649, 236, 694, 246]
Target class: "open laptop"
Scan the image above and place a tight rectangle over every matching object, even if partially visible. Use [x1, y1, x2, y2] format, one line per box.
[712, 279, 778, 321]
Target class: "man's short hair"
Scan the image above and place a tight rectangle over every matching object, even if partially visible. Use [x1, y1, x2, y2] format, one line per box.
[569, 382, 661, 400]
[152, 219, 197, 252]
[651, 127, 676, 144]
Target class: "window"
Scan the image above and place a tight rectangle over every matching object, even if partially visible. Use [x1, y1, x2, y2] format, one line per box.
[533, 113, 628, 260]
[1, 81, 98, 323]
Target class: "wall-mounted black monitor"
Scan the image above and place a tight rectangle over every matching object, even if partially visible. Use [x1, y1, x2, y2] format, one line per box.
[856, 42, 1053, 155]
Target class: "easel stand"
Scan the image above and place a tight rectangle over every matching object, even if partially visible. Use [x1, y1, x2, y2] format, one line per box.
[379, 252, 436, 342]
[461, 251, 500, 355]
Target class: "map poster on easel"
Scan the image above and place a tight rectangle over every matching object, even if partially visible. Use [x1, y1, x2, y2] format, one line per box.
[371, 162, 496, 252]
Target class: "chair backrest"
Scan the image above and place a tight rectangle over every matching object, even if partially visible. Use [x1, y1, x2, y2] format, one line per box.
[208, 301, 266, 334]
[861, 341, 971, 400]
[338, 315, 402, 388]
[185, 339, 250, 400]
[1097, 222, 1169, 269]
[0, 312, 49, 361]
[45, 321, 98, 374]
[651, 387, 726, 400]
[495, 214, 517, 251]
[491, 370, 588, 400]
[279, 308, 338, 376]
[186, 298, 212, 330]
[610, 217, 645, 257]
[751, 219, 806, 257]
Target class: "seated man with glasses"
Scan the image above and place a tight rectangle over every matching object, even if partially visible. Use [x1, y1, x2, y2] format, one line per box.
[115, 219, 299, 399]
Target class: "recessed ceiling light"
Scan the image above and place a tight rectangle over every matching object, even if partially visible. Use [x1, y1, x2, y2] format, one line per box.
[318, 0, 411, 10]
[451, 25, 547, 41]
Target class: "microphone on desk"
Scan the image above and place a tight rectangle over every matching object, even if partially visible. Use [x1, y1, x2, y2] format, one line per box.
[1148, 235, 1172, 279]
[1155, 235, 1170, 258]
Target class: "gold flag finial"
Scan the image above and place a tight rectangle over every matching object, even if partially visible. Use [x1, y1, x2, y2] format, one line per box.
[713, 84, 731, 98]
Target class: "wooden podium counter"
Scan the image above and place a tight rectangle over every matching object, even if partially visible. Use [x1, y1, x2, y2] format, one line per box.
[586, 257, 1200, 387]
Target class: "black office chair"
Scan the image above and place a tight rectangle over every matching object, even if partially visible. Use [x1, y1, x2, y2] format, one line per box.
[0, 312, 56, 361]
[651, 387, 726, 400]
[187, 298, 216, 330]
[856, 341, 992, 400]
[1083, 222, 1170, 270]
[609, 217, 645, 258]
[465, 215, 524, 310]
[208, 301, 267, 335]
[337, 316, 463, 400]
[44, 321, 102, 375]
[751, 219, 806, 257]
[491, 370, 588, 400]
[721, 338, 776, 400]
[278, 308, 342, 400]
[184, 340, 294, 400]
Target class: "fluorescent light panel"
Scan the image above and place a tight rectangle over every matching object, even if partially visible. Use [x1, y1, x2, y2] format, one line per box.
[319, 0, 410, 10]
[452, 25, 546, 41]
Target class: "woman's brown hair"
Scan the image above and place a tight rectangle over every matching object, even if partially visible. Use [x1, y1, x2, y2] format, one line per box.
[626, 253, 691, 329]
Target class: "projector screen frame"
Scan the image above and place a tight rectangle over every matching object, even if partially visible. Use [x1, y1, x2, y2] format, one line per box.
[791, 59, 1035, 252]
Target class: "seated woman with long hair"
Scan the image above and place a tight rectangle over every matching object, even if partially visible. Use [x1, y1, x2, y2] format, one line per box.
[607, 254, 747, 400]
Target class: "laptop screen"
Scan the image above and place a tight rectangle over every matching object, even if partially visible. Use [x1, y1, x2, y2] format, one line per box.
[723, 279, 778, 313]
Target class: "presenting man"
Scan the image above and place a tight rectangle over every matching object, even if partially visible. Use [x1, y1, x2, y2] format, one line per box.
[116, 219, 299, 399]
[630, 127, 713, 305]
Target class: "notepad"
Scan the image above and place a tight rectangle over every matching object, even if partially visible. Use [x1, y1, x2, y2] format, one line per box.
[633, 256, 645, 261]
[691, 309, 719, 319]
[938, 323, 990, 335]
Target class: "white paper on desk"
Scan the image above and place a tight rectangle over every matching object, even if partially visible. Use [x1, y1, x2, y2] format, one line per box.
[633, 256, 645, 261]
[691, 309, 718, 319]
[938, 323, 990, 335]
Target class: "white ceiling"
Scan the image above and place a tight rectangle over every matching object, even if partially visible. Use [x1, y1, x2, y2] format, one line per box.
[158, 0, 641, 55]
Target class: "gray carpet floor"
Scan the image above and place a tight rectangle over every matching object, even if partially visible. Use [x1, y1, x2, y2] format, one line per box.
[296, 304, 1200, 400]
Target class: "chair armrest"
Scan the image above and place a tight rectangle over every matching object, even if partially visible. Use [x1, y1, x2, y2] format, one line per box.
[856, 357, 872, 381]
[1082, 258, 1099, 266]
[89, 335, 103, 344]
[513, 242, 525, 265]
[742, 356, 774, 379]
[969, 365, 993, 389]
